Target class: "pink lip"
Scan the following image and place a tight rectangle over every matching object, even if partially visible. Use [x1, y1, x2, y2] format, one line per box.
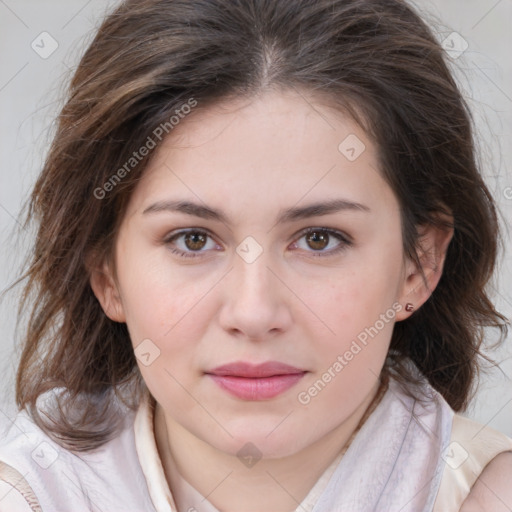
[206, 361, 306, 400]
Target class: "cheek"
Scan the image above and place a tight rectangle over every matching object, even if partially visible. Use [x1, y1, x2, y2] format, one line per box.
[295, 256, 401, 361]
[121, 262, 213, 402]
[116, 246, 213, 344]
[310, 267, 399, 330]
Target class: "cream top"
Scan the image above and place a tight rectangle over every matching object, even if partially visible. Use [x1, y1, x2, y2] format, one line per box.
[0, 391, 346, 512]
[1, 380, 511, 511]
[132, 392, 347, 512]
[433, 413, 512, 511]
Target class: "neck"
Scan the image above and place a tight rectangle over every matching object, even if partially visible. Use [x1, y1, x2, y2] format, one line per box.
[154, 378, 386, 512]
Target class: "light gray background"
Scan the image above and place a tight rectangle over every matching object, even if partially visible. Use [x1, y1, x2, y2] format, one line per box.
[1, 0, 511, 435]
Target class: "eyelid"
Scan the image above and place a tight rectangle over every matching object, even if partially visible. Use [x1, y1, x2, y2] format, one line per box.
[163, 227, 217, 244]
[290, 227, 353, 257]
[293, 226, 353, 244]
[163, 228, 222, 259]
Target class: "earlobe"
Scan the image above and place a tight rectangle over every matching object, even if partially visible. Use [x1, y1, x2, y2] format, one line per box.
[89, 260, 126, 323]
[396, 217, 454, 321]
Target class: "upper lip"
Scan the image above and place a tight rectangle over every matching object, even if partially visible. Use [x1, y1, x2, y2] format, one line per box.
[207, 361, 305, 378]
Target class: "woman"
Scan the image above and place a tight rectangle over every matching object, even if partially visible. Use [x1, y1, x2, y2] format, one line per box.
[0, 0, 511, 510]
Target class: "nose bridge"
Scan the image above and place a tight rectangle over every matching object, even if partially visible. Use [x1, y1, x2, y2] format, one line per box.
[232, 244, 275, 304]
[219, 240, 290, 338]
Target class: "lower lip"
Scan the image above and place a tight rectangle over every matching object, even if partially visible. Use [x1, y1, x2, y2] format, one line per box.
[208, 373, 306, 400]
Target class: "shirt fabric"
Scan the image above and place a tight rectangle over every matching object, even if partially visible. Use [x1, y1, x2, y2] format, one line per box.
[0, 372, 511, 512]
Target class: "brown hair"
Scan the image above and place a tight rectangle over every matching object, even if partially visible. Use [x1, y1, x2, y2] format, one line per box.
[10, 0, 508, 451]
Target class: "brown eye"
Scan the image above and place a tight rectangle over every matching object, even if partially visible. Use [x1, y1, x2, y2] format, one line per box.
[292, 227, 352, 258]
[184, 232, 208, 251]
[164, 229, 220, 259]
[305, 230, 330, 251]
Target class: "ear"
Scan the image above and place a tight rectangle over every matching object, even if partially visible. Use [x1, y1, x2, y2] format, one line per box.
[395, 214, 454, 321]
[88, 256, 126, 323]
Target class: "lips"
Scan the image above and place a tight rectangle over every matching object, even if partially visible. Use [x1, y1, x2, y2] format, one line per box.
[205, 361, 307, 400]
[208, 361, 305, 378]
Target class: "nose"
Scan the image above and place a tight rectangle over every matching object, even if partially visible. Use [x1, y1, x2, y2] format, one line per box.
[218, 248, 292, 341]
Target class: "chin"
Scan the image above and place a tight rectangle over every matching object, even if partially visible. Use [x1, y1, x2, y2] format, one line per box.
[207, 425, 307, 460]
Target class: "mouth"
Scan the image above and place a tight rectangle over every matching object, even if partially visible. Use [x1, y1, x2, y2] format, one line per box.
[205, 361, 307, 400]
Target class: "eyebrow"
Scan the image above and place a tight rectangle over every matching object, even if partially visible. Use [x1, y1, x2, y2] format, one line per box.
[142, 198, 370, 224]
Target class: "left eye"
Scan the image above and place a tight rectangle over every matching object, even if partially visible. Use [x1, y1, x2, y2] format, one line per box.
[290, 228, 352, 257]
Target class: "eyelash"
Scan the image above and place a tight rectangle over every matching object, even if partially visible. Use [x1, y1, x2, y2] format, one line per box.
[163, 227, 352, 259]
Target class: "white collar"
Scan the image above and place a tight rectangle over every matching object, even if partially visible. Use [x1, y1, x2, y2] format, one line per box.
[132, 372, 452, 512]
[133, 390, 346, 512]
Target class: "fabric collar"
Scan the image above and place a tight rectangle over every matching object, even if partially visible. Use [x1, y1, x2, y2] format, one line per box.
[133, 373, 452, 512]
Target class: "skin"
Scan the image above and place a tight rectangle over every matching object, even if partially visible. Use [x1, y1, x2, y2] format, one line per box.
[91, 87, 455, 512]
[460, 452, 512, 511]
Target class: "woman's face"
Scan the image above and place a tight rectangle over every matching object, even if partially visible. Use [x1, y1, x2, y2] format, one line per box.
[99, 88, 417, 457]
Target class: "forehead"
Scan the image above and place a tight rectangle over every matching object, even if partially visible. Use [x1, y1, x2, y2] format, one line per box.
[124, 88, 397, 222]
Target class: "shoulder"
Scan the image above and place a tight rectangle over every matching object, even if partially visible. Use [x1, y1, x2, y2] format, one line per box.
[0, 400, 153, 512]
[0, 481, 37, 512]
[0, 407, 67, 511]
[433, 413, 512, 512]
[0, 461, 39, 512]
[460, 451, 512, 512]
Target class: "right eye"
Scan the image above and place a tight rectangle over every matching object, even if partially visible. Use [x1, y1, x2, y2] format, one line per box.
[163, 229, 223, 258]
